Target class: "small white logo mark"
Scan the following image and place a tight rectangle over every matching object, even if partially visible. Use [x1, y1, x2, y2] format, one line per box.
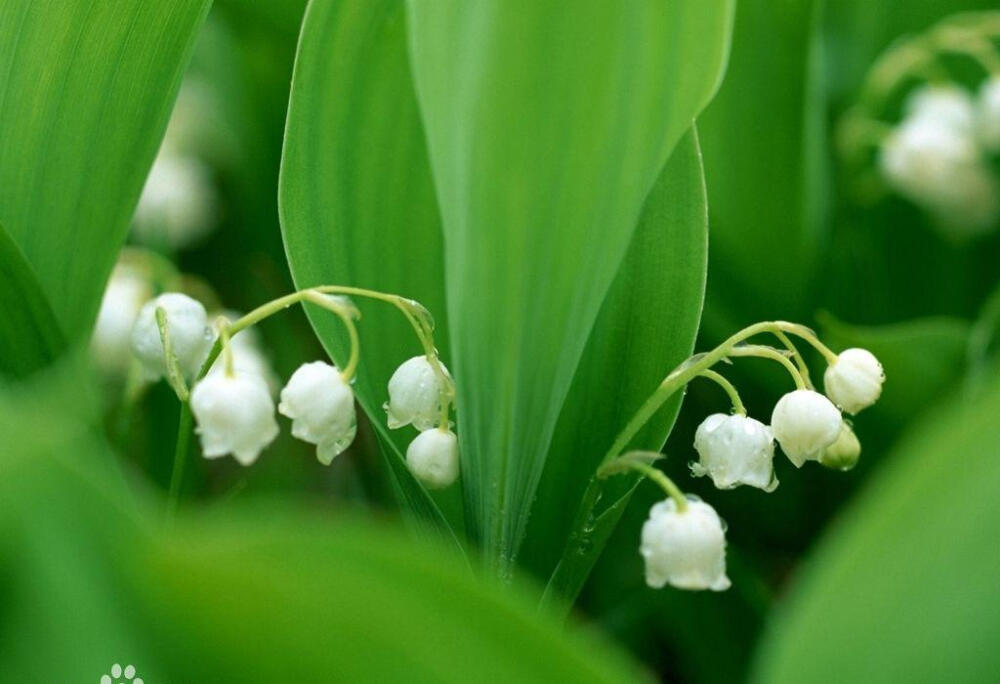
[100, 662, 143, 684]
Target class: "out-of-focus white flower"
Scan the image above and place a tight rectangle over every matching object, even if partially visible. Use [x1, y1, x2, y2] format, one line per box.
[130, 293, 213, 381]
[906, 86, 976, 131]
[824, 348, 884, 414]
[190, 370, 279, 466]
[385, 355, 451, 431]
[690, 413, 777, 492]
[819, 421, 862, 471]
[278, 361, 357, 465]
[880, 85, 1000, 236]
[406, 428, 459, 489]
[976, 76, 1000, 151]
[91, 261, 152, 374]
[640, 498, 730, 592]
[207, 313, 278, 394]
[771, 389, 842, 467]
[132, 154, 216, 250]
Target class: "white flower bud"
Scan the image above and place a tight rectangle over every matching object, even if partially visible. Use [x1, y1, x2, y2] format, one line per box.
[771, 389, 842, 467]
[640, 498, 730, 592]
[190, 371, 279, 466]
[278, 361, 357, 465]
[819, 421, 861, 472]
[977, 76, 1000, 151]
[691, 413, 777, 492]
[406, 428, 459, 489]
[906, 86, 976, 131]
[385, 355, 451, 431]
[133, 154, 216, 250]
[130, 293, 213, 381]
[823, 347, 884, 414]
[91, 262, 151, 374]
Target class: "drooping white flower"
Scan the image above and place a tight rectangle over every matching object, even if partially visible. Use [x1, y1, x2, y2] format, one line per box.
[640, 498, 730, 592]
[406, 428, 459, 489]
[190, 370, 279, 466]
[130, 293, 213, 381]
[824, 347, 884, 414]
[385, 355, 451, 431]
[91, 261, 152, 374]
[278, 361, 357, 465]
[977, 76, 1000, 151]
[771, 389, 842, 467]
[690, 413, 777, 492]
[132, 154, 216, 250]
[819, 421, 862, 471]
[905, 85, 976, 131]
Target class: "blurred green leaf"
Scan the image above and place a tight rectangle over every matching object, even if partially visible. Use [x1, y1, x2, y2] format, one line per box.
[698, 0, 827, 329]
[752, 370, 1000, 683]
[279, 0, 459, 544]
[406, 0, 734, 576]
[523, 130, 707, 597]
[0, 0, 211, 337]
[0, 224, 65, 379]
[819, 312, 971, 426]
[0, 363, 643, 683]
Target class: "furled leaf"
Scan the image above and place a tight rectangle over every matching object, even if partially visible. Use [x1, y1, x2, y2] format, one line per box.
[0, 0, 211, 337]
[522, 130, 707, 595]
[0, 224, 65, 379]
[698, 0, 826, 331]
[752, 371, 1000, 683]
[406, 0, 733, 576]
[279, 0, 460, 543]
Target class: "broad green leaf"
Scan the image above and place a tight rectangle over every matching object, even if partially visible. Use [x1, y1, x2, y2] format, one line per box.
[0, 0, 211, 337]
[406, 0, 734, 576]
[698, 0, 826, 330]
[522, 130, 707, 595]
[0, 363, 642, 682]
[279, 0, 459, 543]
[752, 371, 1000, 683]
[818, 312, 971, 426]
[0, 224, 65, 379]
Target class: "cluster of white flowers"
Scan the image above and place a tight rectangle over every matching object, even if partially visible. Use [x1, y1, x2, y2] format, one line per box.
[880, 81, 1000, 237]
[97, 275, 459, 486]
[641, 344, 884, 592]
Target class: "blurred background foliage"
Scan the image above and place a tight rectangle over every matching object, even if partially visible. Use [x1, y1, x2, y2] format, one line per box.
[2, 0, 1000, 681]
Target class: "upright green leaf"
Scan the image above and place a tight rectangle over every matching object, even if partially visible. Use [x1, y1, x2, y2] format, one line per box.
[752, 372, 1000, 683]
[0, 224, 65, 379]
[523, 130, 707, 590]
[279, 0, 459, 543]
[0, 0, 211, 337]
[698, 0, 826, 329]
[406, 0, 733, 575]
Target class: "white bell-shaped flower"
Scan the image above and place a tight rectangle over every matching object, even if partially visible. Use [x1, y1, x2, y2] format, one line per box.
[190, 370, 279, 466]
[278, 361, 357, 465]
[691, 413, 777, 492]
[132, 154, 216, 250]
[819, 421, 862, 472]
[130, 293, 213, 381]
[91, 262, 151, 374]
[905, 86, 976, 131]
[385, 355, 451, 431]
[640, 498, 730, 592]
[406, 428, 459, 489]
[977, 76, 1000, 151]
[824, 347, 884, 414]
[771, 389, 842, 467]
